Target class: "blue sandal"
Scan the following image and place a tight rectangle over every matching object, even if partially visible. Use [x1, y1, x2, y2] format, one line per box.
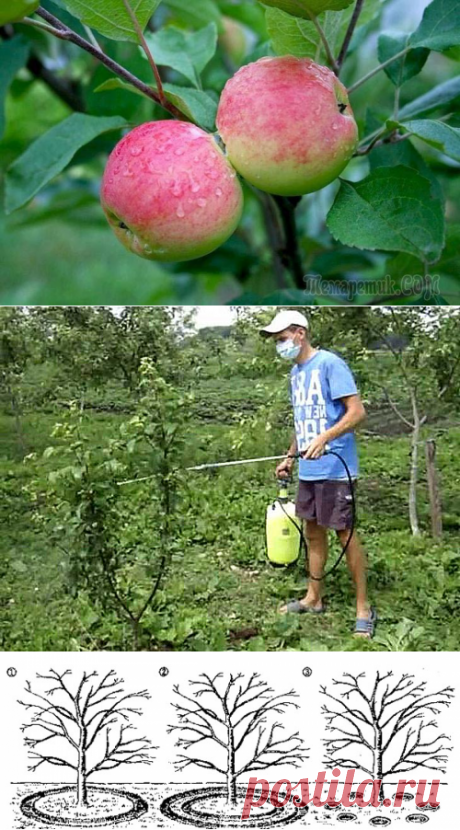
[354, 607, 377, 638]
[282, 599, 326, 615]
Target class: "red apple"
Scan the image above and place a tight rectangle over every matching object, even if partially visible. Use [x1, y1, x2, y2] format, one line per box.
[101, 121, 244, 262]
[216, 56, 358, 196]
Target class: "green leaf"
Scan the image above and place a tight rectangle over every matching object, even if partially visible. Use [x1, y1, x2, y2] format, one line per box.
[5, 113, 127, 214]
[0, 36, 30, 140]
[163, 0, 223, 31]
[411, 0, 460, 52]
[265, 0, 380, 60]
[0, 0, 39, 25]
[369, 140, 444, 202]
[96, 77, 218, 130]
[327, 166, 445, 263]
[398, 75, 460, 120]
[265, 7, 318, 56]
[260, 0, 354, 18]
[62, 0, 162, 42]
[436, 223, 460, 276]
[398, 119, 460, 162]
[378, 33, 429, 86]
[159, 85, 217, 131]
[144, 23, 218, 87]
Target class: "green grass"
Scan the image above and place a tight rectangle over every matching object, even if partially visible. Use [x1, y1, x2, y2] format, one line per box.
[1, 392, 459, 652]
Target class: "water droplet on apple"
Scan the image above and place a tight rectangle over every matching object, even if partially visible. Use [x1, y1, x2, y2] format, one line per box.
[176, 204, 185, 218]
[130, 146, 142, 156]
[207, 170, 219, 180]
[215, 188, 223, 197]
[191, 182, 201, 193]
[175, 147, 185, 156]
[172, 183, 182, 196]
[143, 244, 153, 254]
[189, 126, 204, 140]
[197, 198, 207, 208]
[123, 168, 134, 177]
[332, 124, 339, 131]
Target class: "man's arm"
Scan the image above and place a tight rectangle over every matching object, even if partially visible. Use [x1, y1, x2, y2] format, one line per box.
[303, 394, 366, 459]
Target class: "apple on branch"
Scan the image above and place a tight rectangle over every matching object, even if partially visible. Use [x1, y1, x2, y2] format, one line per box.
[101, 121, 244, 263]
[216, 55, 358, 197]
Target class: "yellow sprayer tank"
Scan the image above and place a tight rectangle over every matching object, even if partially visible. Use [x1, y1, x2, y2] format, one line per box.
[266, 484, 302, 567]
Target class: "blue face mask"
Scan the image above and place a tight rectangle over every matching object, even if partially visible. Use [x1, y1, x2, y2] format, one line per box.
[276, 338, 301, 361]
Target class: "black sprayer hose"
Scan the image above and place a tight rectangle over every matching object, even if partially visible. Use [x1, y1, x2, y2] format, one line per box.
[276, 449, 356, 580]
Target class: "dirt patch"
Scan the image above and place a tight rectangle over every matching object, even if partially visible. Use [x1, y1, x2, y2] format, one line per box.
[160, 785, 308, 828]
[20, 786, 148, 826]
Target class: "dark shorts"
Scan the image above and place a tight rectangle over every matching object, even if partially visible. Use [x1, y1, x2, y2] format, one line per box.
[295, 479, 357, 530]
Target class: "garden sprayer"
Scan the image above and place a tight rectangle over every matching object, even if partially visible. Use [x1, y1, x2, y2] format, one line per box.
[118, 449, 355, 577]
[187, 448, 356, 575]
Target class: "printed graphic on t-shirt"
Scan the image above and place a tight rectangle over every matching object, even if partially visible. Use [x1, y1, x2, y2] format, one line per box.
[292, 368, 327, 451]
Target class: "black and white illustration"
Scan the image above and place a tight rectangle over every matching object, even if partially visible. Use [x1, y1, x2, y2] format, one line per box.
[17, 669, 155, 826]
[1, 653, 458, 829]
[162, 672, 309, 826]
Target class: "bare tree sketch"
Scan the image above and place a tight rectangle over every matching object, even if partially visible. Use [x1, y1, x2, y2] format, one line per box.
[19, 669, 155, 808]
[168, 672, 309, 805]
[321, 672, 453, 799]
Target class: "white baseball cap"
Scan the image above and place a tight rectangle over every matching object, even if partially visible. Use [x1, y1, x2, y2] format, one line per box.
[259, 309, 309, 338]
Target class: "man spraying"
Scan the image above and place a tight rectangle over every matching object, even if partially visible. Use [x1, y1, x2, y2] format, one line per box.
[260, 310, 376, 638]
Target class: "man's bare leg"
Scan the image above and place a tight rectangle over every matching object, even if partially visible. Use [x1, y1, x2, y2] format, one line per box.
[336, 528, 369, 621]
[302, 519, 328, 608]
[280, 519, 328, 612]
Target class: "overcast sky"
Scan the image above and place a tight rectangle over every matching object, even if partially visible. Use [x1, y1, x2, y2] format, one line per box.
[193, 306, 239, 328]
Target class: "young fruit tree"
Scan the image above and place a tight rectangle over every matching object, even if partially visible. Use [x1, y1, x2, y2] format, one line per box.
[18, 669, 155, 808]
[362, 308, 460, 535]
[38, 356, 193, 650]
[168, 672, 309, 806]
[2, 0, 460, 304]
[321, 671, 453, 800]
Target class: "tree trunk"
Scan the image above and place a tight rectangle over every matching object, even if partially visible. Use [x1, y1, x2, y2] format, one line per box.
[425, 439, 442, 538]
[371, 695, 384, 803]
[408, 389, 421, 536]
[77, 727, 89, 808]
[7, 382, 26, 456]
[131, 619, 140, 651]
[226, 723, 237, 806]
[374, 741, 384, 800]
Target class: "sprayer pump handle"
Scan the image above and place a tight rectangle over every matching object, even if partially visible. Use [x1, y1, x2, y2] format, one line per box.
[288, 447, 330, 461]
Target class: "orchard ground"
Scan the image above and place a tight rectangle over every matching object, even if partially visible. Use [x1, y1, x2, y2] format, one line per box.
[11, 782, 447, 829]
[1, 349, 459, 653]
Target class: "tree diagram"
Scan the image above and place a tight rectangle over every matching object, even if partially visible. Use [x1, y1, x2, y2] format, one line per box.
[162, 671, 310, 827]
[18, 668, 154, 825]
[321, 671, 453, 800]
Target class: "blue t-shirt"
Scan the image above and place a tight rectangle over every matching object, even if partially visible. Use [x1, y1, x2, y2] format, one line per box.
[290, 349, 359, 481]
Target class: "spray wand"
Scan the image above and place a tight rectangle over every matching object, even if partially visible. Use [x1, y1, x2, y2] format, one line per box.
[117, 449, 355, 580]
